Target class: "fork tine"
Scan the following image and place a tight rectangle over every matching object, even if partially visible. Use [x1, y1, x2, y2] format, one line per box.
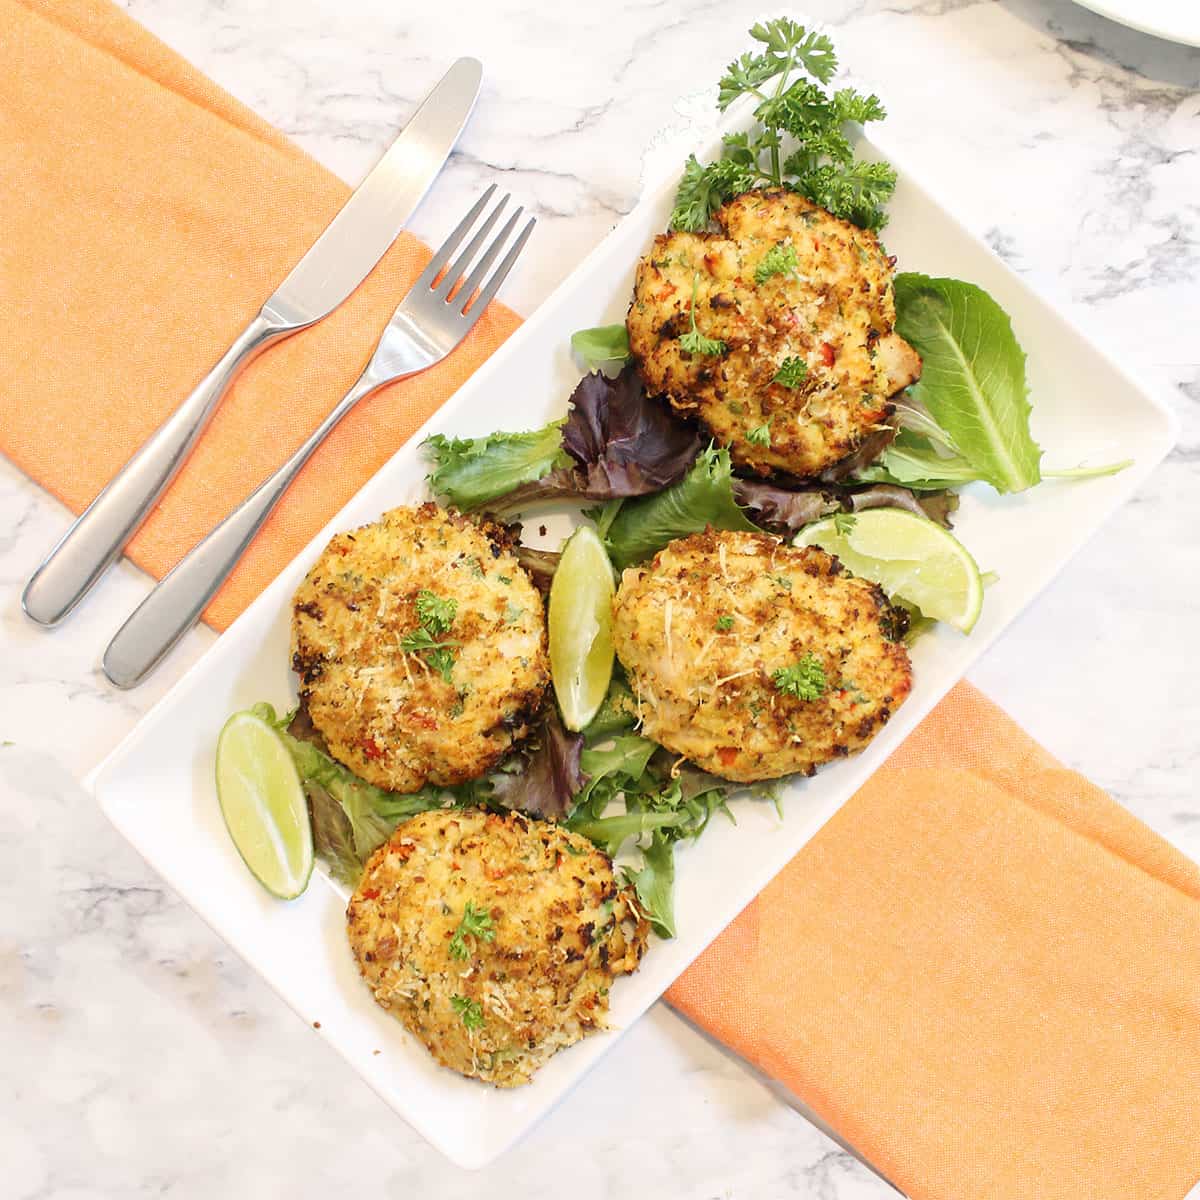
[433, 193, 509, 300]
[453, 206, 523, 313]
[461, 216, 536, 324]
[413, 184, 497, 291]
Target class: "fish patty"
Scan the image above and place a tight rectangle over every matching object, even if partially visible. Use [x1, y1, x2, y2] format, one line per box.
[291, 503, 549, 793]
[346, 809, 649, 1087]
[627, 189, 921, 479]
[611, 529, 912, 782]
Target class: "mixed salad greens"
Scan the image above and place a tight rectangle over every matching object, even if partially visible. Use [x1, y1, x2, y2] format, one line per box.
[229, 17, 1126, 935]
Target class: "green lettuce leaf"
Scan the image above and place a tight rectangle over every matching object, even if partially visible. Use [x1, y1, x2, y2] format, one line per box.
[603, 445, 756, 570]
[423, 421, 570, 511]
[570, 324, 631, 371]
[580, 734, 658, 793]
[251, 682, 738, 939]
[303, 781, 365, 886]
[567, 809, 692, 859]
[854, 434, 995, 492]
[625, 834, 677, 938]
[893, 273, 1042, 493]
[251, 703, 445, 885]
[572, 731, 658, 817]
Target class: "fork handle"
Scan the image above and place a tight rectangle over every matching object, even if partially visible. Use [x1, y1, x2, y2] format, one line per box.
[102, 367, 387, 689]
[21, 311, 294, 627]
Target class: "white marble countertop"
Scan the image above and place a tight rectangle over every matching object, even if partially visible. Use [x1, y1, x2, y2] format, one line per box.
[3, 1, 1198, 1196]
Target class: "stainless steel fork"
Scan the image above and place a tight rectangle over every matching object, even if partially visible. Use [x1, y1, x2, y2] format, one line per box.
[102, 185, 534, 689]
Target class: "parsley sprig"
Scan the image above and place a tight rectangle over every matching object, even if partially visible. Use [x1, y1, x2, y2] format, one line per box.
[448, 900, 496, 961]
[414, 589, 456, 635]
[678, 273, 727, 357]
[772, 651, 828, 701]
[401, 589, 459, 682]
[773, 356, 808, 388]
[754, 241, 799, 285]
[670, 19, 895, 234]
[450, 994, 485, 1031]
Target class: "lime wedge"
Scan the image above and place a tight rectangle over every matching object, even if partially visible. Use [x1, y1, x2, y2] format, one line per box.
[794, 509, 984, 633]
[549, 526, 616, 731]
[216, 710, 313, 899]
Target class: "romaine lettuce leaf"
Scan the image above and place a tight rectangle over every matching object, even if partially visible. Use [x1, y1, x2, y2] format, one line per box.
[854, 436, 997, 491]
[893, 273, 1042, 493]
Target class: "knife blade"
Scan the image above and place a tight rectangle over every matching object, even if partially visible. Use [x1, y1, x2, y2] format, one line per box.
[21, 57, 481, 628]
[267, 56, 482, 324]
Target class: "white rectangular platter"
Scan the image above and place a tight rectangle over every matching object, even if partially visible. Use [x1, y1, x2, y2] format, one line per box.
[90, 114, 1179, 1169]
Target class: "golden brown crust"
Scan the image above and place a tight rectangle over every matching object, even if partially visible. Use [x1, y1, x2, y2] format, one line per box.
[611, 529, 912, 781]
[346, 809, 650, 1087]
[290, 503, 549, 793]
[626, 189, 920, 479]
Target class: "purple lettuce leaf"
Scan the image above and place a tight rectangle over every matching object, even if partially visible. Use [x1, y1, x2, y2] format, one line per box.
[485, 367, 702, 517]
[734, 478, 958, 536]
[487, 705, 586, 821]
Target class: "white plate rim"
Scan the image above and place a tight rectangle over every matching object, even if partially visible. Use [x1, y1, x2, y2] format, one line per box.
[1069, 0, 1200, 49]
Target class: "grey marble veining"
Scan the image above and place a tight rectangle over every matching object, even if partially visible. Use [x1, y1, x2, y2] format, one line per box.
[2, 1, 1198, 1196]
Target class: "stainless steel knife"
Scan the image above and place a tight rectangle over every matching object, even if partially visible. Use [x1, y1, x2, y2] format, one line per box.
[21, 56, 482, 628]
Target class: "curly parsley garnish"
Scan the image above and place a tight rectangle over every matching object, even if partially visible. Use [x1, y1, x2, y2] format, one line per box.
[450, 994, 485, 1031]
[448, 900, 496, 961]
[399, 629, 456, 683]
[754, 242, 799, 285]
[716, 615, 734, 631]
[773, 356, 808, 388]
[772, 652, 827, 701]
[678, 273, 727, 357]
[415, 589, 457, 635]
[402, 590, 459, 682]
[670, 19, 894, 234]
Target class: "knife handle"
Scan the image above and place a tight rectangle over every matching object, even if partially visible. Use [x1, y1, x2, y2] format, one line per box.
[21, 310, 294, 627]
[102, 367, 387, 689]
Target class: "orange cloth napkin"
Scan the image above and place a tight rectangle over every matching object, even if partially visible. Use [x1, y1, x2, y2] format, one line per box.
[3, 5, 1199, 1198]
[0, 0, 520, 629]
[667, 685, 1200, 1200]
